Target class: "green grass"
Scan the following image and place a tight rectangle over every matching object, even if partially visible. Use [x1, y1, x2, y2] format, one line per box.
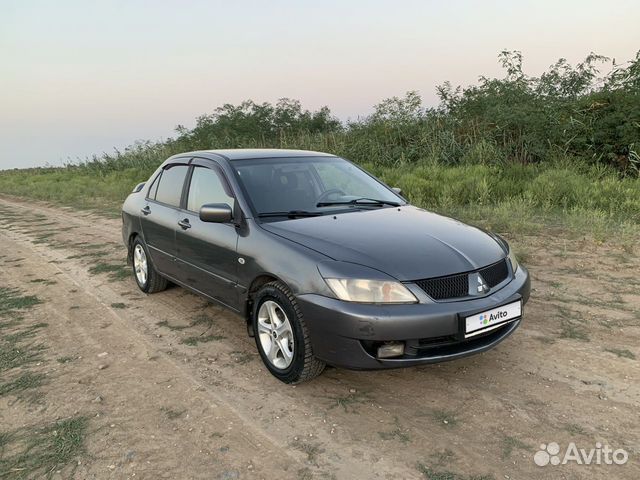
[559, 319, 590, 342]
[326, 390, 371, 413]
[604, 348, 636, 359]
[416, 463, 494, 480]
[0, 166, 152, 214]
[0, 319, 21, 331]
[378, 417, 411, 444]
[156, 320, 191, 331]
[181, 334, 225, 346]
[1, 161, 638, 241]
[2, 258, 25, 264]
[78, 243, 113, 250]
[87, 262, 130, 281]
[429, 449, 456, 468]
[110, 302, 127, 309]
[32, 232, 55, 242]
[0, 372, 47, 399]
[290, 439, 325, 466]
[554, 305, 591, 342]
[430, 409, 458, 428]
[29, 278, 57, 285]
[190, 314, 216, 329]
[158, 313, 226, 347]
[416, 465, 458, 480]
[564, 423, 587, 436]
[0, 288, 46, 376]
[158, 313, 216, 330]
[4, 323, 48, 344]
[229, 350, 254, 364]
[160, 407, 186, 420]
[500, 435, 531, 459]
[66, 251, 110, 259]
[0, 286, 87, 477]
[0, 416, 88, 480]
[0, 288, 48, 403]
[0, 288, 42, 317]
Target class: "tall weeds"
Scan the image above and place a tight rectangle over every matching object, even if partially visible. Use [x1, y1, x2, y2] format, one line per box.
[0, 51, 638, 232]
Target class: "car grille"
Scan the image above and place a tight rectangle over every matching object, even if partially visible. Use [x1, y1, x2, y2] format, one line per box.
[415, 273, 468, 300]
[414, 259, 509, 300]
[478, 258, 509, 288]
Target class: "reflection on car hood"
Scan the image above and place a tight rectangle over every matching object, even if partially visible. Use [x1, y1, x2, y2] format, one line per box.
[260, 206, 506, 281]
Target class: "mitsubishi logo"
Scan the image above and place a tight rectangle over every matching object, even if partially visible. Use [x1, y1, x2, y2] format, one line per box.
[477, 274, 489, 294]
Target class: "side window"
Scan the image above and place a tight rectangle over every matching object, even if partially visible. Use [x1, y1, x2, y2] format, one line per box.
[146, 172, 161, 199]
[154, 165, 189, 207]
[187, 166, 234, 213]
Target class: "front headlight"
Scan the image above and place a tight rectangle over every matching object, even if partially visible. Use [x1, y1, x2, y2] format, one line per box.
[508, 247, 519, 273]
[324, 278, 418, 304]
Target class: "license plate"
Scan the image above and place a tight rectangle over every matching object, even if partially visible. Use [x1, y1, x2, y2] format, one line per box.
[465, 300, 522, 337]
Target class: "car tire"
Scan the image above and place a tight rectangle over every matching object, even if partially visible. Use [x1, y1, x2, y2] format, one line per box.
[131, 237, 168, 294]
[252, 281, 325, 384]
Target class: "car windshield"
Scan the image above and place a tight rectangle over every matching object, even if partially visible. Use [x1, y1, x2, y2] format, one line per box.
[231, 156, 404, 219]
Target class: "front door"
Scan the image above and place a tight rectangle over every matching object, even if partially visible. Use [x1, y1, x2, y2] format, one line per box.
[140, 164, 190, 277]
[174, 163, 239, 309]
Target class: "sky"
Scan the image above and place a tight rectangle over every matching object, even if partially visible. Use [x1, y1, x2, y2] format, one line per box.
[1, 0, 639, 169]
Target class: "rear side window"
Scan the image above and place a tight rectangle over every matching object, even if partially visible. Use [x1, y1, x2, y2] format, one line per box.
[154, 165, 189, 207]
[187, 166, 234, 212]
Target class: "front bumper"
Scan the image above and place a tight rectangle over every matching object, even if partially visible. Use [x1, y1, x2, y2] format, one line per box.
[297, 265, 530, 369]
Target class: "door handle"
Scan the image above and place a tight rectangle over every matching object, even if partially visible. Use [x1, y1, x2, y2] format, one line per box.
[178, 218, 191, 230]
[141, 206, 151, 216]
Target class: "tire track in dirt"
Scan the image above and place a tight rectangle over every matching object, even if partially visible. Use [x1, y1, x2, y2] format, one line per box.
[1, 215, 305, 479]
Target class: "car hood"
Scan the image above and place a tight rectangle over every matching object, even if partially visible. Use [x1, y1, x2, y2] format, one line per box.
[260, 206, 506, 281]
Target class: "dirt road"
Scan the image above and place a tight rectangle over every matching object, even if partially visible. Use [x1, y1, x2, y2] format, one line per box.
[0, 195, 638, 479]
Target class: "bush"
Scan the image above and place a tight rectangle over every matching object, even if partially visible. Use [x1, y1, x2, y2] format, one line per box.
[0, 50, 638, 231]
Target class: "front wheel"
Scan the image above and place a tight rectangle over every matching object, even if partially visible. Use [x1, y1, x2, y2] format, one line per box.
[253, 281, 325, 384]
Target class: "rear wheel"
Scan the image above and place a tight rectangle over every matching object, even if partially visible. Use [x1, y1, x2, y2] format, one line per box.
[132, 237, 167, 293]
[253, 281, 325, 384]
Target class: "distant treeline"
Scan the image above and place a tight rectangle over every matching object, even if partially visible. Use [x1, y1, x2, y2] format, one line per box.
[70, 50, 639, 176]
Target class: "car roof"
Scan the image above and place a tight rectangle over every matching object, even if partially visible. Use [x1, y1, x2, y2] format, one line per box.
[175, 149, 337, 161]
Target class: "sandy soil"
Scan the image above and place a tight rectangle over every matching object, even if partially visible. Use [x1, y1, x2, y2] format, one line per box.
[0, 195, 638, 480]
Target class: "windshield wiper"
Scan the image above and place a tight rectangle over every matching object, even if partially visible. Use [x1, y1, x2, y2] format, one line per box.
[316, 197, 401, 208]
[257, 210, 324, 219]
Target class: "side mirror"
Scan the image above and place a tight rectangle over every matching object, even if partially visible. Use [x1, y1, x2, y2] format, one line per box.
[392, 187, 403, 196]
[199, 203, 233, 223]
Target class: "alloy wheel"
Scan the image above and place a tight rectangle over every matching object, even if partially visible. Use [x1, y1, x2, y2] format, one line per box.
[133, 244, 148, 286]
[257, 300, 295, 369]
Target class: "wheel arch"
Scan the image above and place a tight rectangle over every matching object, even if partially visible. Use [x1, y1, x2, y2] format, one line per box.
[126, 231, 141, 265]
[244, 273, 289, 336]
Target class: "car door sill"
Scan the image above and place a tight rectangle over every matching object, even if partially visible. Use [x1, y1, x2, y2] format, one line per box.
[158, 271, 241, 313]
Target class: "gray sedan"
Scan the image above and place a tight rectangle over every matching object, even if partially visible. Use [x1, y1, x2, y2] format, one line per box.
[122, 149, 530, 383]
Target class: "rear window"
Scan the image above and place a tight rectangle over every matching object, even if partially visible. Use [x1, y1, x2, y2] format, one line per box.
[154, 165, 189, 207]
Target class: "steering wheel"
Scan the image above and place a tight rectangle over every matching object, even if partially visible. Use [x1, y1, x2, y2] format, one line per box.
[317, 189, 346, 204]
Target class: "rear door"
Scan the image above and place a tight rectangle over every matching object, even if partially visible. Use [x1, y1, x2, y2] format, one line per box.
[174, 160, 240, 309]
[140, 162, 190, 278]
